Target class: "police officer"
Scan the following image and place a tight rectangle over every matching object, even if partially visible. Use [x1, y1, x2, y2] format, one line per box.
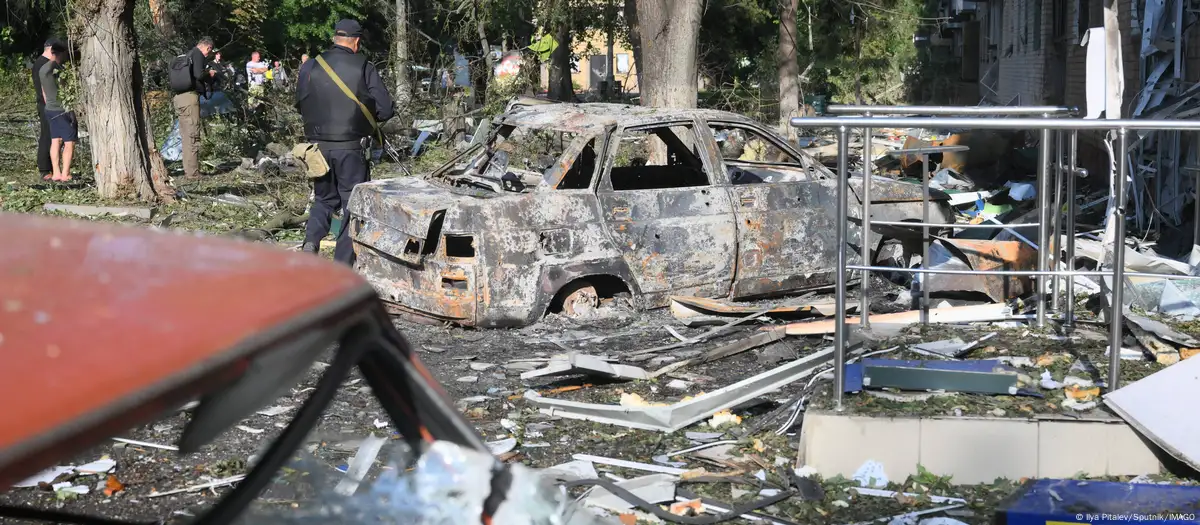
[296, 19, 395, 265]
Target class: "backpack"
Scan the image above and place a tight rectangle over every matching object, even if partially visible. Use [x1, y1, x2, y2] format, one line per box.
[168, 53, 195, 93]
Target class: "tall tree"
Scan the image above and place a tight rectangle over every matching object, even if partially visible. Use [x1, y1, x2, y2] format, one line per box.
[72, 0, 172, 201]
[634, 0, 703, 107]
[777, 0, 800, 139]
[394, 0, 412, 114]
[546, 0, 573, 101]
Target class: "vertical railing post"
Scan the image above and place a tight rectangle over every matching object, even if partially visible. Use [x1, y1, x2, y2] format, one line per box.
[861, 115, 873, 328]
[920, 152, 931, 325]
[1065, 130, 1079, 329]
[1052, 130, 1065, 313]
[1036, 121, 1053, 328]
[834, 125, 850, 411]
[1109, 128, 1129, 390]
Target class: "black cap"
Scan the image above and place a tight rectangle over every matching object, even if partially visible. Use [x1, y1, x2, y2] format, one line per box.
[43, 37, 65, 50]
[333, 19, 362, 38]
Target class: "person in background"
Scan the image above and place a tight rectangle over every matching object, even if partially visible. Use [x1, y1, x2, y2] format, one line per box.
[246, 51, 268, 88]
[31, 38, 64, 181]
[300, 53, 310, 65]
[272, 60, 290, 87]
[38, 46, 77, 182]
[295, 19, 395, 265]
[172, 36, 215, 180]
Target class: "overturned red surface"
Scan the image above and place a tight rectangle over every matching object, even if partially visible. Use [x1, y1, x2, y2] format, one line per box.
[0, 213, 374, 490]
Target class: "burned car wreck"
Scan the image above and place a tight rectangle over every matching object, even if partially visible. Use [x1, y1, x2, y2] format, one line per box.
[349, 102, 954, 327]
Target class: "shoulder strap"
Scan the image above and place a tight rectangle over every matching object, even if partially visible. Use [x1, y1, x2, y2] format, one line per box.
[315, 55, 382, 145]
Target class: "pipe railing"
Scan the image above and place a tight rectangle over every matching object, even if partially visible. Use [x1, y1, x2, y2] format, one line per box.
[826, 105, 1078, 116]
[791, 114, 1200, 410]
[816, 107, 1078, 330]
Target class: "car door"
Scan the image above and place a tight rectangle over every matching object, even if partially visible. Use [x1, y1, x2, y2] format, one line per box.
[706, 120, 852, 298]
[596, 120, 737, 306]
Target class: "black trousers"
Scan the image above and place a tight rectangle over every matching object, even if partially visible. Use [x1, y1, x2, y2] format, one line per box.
[36, 105, 51, 176]
[304, 146, 369, 266]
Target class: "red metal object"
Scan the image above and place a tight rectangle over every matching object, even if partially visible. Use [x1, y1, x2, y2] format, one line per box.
[0, 213, 374, 491]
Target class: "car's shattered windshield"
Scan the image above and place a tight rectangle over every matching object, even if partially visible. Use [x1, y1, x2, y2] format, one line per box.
[447, 125, 581, 193]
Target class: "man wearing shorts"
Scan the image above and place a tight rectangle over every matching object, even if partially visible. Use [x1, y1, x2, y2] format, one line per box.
[38, 48, 76, 182]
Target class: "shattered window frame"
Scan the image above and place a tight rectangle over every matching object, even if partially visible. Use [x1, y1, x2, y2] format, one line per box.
[707, 121, 804, 167]
[600, 121, 718, 192]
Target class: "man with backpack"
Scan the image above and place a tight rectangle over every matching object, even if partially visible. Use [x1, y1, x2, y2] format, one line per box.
[168, 36, 215, 180]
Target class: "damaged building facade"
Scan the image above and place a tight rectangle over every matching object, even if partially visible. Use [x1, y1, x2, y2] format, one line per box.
[945, 0, 1200, 236]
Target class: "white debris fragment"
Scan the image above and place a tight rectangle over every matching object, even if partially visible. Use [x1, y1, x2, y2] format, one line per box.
[794, 465, 818, 478]
[53, 482, 90, 495]
[1040, 370, 1063, 389]
[666, 379, 692, 391]
[470, 362, 496, 371]
[14, 466, 75, 488]
[853, 459, 889, 488]
[486, 437, 518, 455]
[1063, 399, 1098, 411]
[236, 425, 264, 434]
[257, 405, 295, 417]
[76, 458, 116, 475]
[456, 375, 479, 383]
[373, 418, 389, 429]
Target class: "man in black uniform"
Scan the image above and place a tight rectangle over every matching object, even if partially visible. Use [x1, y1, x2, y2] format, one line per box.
[31, 38, 64, 181]
[296, 19, 395, 265]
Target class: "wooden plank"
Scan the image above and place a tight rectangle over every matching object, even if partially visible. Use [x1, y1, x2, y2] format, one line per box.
[43, 203, 153, 220]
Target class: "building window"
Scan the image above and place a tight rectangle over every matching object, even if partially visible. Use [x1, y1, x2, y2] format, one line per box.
[1076, 0, 1092, 38]
[616, 53, 630, 73]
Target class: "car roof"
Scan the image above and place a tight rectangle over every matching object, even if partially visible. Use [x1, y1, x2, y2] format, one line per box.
[501, 102, 761, 134]
[0, 214, 376, 490]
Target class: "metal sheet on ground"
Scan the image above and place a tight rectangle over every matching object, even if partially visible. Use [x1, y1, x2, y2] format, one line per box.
[1104, 354, 1200, 472]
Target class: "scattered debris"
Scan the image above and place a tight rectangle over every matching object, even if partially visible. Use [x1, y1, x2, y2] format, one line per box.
[540, 460, 599, 482]
[527, 346, 843, 432]
[585, 474, 677, 512]
[148, 475, 246, 498]
[780, 303, 1013, 337]
[669, 294, 841, 320]
[572, 455, 688, 476]
[850, 487, 967, 504]
[650, 329, 787, 378]
[852, 460, 889, 488]
[486, 437, 518, 456]
[924, 238, 1036, 302]
[256, 405, 294, 417]
[521, 353, 649, 381]
[43, 203, 153, 220]
[111, 437, 178, 451]
[333, 434, 388, 496]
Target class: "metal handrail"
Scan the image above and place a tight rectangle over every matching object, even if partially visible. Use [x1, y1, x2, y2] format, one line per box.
[827, 105, 1078, 116]
[791, 114, 1200, 410]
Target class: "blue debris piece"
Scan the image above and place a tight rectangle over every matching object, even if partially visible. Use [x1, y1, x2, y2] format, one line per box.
[995, 478, 1200, 525]
[844, 359, 1015, 393]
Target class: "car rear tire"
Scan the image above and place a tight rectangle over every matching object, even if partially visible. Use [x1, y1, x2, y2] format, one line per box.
[559, 280, 600, 317]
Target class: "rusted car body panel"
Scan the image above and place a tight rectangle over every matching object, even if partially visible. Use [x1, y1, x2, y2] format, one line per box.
[349, 103, 954, 327]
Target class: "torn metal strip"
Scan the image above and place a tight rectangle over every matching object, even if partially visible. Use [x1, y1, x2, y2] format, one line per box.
[526, 346, 843, 432]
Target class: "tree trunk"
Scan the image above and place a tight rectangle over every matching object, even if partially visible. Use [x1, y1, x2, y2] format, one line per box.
[548, 14, 573, 101]
[394, 0, 412, 117]
[624, 0, 644, 95]
[777, 0, 800, 140]
[634, 0, 703, 108]
[146, 0, 174, 34]
[74, 0, 171, 201]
